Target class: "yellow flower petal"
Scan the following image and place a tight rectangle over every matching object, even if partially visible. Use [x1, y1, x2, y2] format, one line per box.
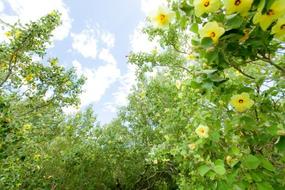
[151, 6, 175, 29]
[253, 0, 285, 31]
[224, 0, 253, 15]
[230, 92, 254, 112]
[199, 21, 225, 43]
[194, 0, 221, 17]
[271, 17, 285, 41]
[176, 80, 182, 89]
[188, 143, 196, 150]
[195, 125, 209, 138]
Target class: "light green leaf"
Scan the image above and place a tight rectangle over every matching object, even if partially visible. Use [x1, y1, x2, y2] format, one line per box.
[190, 23, 198, 33]
[213, 165, 226, 175]
[242, 155, 260, 169]
[198, 165, 210, 176]
[256, 182, 274, 190]
[226, 14, 243, 29]
[260, 158, 275, 172]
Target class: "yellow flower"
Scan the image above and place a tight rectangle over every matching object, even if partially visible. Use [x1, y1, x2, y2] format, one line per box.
[22, 124, 32, 132]
[226, 155, 232, 165]
[34, 154, 41, 161]
[15, 30, 22, 39]
[176, 80, 182, 89]
[25, 74, 34, 82]
[199, 21, 225, 43]
[194, 0, 221, 17]
[195, 125, 209, 138]
[224, 0, 253, 16]
[253, 0, 285, 31]
[187, 54, 195, 60]
[230, 92, 254, 112]
[5, 31, 11, 37]
[188, 143, 196, 150]
[271, 17, 285, 41]
[151, 6, 175, 29]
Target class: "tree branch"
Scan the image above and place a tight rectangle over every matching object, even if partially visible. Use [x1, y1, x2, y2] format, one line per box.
[0, 54, 17, 87]
[258, 55, 285, 75]
[0, 18, 13, 28]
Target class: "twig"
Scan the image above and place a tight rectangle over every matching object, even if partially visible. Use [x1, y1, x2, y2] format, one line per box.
[171, 43, 190, 55]
[258, 55, 285, 74]
[230, 63, 255, 79]
[0, 18, 13, 28]
[0, 54, 17, 87]
[221, 50, 255, 79]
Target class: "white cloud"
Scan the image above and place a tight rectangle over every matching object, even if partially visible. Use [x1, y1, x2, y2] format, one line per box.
[104, 64, 137, 112]
[101, 32, 115, 49]
[62, 106, 79, 115]
[0, 1, 4, 12]
[71, 26, 116, 59]
[141, 0, 167, 15]
[1, 0, 72, 41]
[130, 22, 159, 53]
[102, 0, 165, 113]
[99, 48, 116, 65]
[71, 28, 98, 59]
[72, 58, 120, 107]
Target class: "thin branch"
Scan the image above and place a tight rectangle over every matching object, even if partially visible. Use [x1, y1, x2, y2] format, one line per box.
[171, 43, 190, 55]
[221, 50, 255, 79]
[0, 32, 32, 87]
[0, 18, 13, 28]
[229, 63, 255, 79]
[0, 54, 17, 87]
[172, 65, 192, 73]
[16, 98, 55, 117]
[258, 55, 285, 74]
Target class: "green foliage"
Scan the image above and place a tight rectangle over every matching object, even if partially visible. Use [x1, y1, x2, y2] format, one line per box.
[1, 1, 285, 189]
[126, 0, 285, 189]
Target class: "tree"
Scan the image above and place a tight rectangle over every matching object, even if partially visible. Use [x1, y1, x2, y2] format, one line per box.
[127, 0, 285, 189]
[0, 11, 84, 189]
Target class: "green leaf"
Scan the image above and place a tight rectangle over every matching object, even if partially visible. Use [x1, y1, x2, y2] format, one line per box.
[180, 4, 192, 16]
[213, 159, 226, 175]
[276, 136, 285, 153]
[190, 23, 198, 33]
[210, 131, 220, 142]
[201, 37, 213, 48]
[198, 165, 211, 176]
[256, 182, 274, 190]
[260, 158, 275, 172]
[218, 181, 230, 190]
[226, 14, 243, 29]
[213, 165, 226, 175]
[191, 39, 199, 46]
[205, 49, 219, 63]
[242, 155, 260, 169]
[251, 172, 262, 182]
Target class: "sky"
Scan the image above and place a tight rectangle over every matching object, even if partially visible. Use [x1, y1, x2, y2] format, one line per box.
[0, 0, 164, 124]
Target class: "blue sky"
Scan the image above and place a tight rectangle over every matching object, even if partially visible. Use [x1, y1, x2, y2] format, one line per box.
[0, 0, 162, 124]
